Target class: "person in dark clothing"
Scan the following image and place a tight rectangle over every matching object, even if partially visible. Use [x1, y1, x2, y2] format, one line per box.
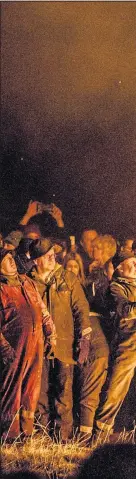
[14, 238, 35, 274]
[25, 201, 69, 240]
[0, 248, 54, 442]
[29, 237, 91, 442]
[75, 235, 116, 443]
[94, 252, 136, 439]
[3, 201, 42, 251]
[77, 229, 98, 278]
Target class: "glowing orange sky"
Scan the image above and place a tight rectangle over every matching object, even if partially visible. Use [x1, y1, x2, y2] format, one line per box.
[1, 2, 136, 236]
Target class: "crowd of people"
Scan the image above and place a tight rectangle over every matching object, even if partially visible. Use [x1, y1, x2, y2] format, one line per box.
[0, 200, 136, 445]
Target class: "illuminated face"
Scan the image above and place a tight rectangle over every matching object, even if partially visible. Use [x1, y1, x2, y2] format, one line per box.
[36, 247, 56, 275]
[93, 244, 103, 263]
[1, 253, 18, 276]
[66, 259, 80, 277]
[118, 258, 136, 279]
[122, 239, 134, 253]
[4, 242, 15, 251]
[25, 232, 40, 240]
[81, 230, 98, 257]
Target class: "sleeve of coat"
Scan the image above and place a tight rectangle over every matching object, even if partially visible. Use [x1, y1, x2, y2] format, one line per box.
[0, 306, 16, 365]
[110, 281, 131, 318]
[32, 281, 55, 339]
[70, 275, 92, 337]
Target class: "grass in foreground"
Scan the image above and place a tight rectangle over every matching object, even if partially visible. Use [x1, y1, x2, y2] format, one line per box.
[1, 425, 136, 478]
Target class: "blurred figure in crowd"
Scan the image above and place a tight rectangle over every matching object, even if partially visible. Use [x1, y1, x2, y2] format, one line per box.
[64, 251, 85, 287]
[53, 238, 67, 265]
[3, 230, 23, 251]
[94, 252, 136, 440]
[3, 201, 41, 251]
[29, 237, 91, 442]
[91, 234, 117, 272]
[0, 249, 54, 442]
[77, 228, 98, 277]
[14, 238, 35, 274]
[132, 239, 136, 256]
[120, 237, 134, 254]
[75, 235, 116, 444]
[27, 201, 68, 239]
[86, 234, 117, 341]
[3, 200, 66, 251]
[0, 232, 4, 248]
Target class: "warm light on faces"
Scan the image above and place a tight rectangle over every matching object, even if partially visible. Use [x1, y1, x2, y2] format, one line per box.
[25, 232, 40, 240]
[4, 242, 15, 251]
[36, 247, 56, 274]
[66, 259, 80, 277]
[1, 253, 18, 276]
[121, 239, 134, 253]
[81, 230, 98, 256]
[93, 244, 103, 263]
[118, 258, 136, 279]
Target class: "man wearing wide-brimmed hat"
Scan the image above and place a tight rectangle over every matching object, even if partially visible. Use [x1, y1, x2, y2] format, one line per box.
[29, 237, 91, 442]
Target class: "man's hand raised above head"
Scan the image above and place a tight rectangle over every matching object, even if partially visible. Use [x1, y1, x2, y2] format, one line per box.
[25, 200, 42, 217]
[19, 200, 42, 225]
[49, 203, 64, 228]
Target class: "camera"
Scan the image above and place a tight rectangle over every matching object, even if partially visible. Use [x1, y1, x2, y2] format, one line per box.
[36, 202, 53, 214]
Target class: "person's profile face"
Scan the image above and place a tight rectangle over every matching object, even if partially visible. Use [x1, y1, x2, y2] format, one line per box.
[118, 258, 136, 279]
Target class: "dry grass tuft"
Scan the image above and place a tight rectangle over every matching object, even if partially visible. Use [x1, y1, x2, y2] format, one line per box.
[1, 424, 136, 478]
[1, 429, 89, 478]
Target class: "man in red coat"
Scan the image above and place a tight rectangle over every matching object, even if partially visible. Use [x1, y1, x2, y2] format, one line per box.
[0, 248, 54, 442]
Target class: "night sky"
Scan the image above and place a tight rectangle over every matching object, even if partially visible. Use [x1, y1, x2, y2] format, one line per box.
[1, 1, 136, 238]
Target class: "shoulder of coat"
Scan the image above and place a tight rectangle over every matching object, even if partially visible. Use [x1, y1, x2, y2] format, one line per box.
[110, 280, 125, 293]
[62, 269, 79, 290]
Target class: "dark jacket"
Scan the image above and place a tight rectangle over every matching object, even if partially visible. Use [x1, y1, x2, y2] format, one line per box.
[30, 263, 90, 364]
[85, 267, 110, 356]
[110, 276, 136, 336]
[77, 244, 93, 278]
[86, 267, 110, 316]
